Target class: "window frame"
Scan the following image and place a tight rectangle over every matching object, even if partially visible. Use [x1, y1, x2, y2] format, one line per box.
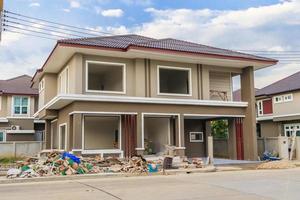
[59, 123, 68, 150]
[39, 78, 45, 93]
[274, 94, 293, 104]
[0, 131, 6, 142]
[274, 96, 283, 104]
[85, 60, 127, 94]
[189, 132, 204, 143]
[283, 94, 293, 102]
[12, 96, 30, 116]
[257, 100, 263, 116]
[157, 65, 192, 97]
[58, 66, 69, 94]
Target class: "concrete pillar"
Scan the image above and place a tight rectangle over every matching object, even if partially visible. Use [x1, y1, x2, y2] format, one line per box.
[136, 112, 144, 155]
[228, 119, 237, 159]
[72, 114, 83, 150]
[201, 65, 210, 100]
[175, 114, 185, 156]
[45, 120, 52, 149]
[241, 66, 258, 160]
[296, 137, 300, 161]
[207, 136, 214, 165]
[278, 136, 289, 160]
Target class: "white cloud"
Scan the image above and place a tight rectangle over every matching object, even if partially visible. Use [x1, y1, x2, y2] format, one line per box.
[29, 2, 40, 7]
[62, 8, 71, 12]
[101, 9, 124, 17]
[69, 1, 81, 8]
[121, 0, 152, 6]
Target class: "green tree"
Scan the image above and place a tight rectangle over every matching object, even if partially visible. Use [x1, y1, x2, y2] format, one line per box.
[211, 120, 228, 139]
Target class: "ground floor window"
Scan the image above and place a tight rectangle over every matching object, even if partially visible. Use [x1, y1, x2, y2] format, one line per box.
[189, 132, 203, 142]
[84, 116, 120, 150]
[284, 123, 300, 137]
[59, 124, 67, 150]
[0, 131, 6, 142]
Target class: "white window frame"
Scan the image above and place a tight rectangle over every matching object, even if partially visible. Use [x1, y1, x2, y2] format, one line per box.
[257, 100, 263, 116]
[283, 94, 293, 102]
[284, 123, 300, 137]
[0, 130, 6, 142]
[85, 60, 126, 94]
[39, 78, 45, 93]
[189, 132, 204, 143]
[58, 66, 69, 94]
[12, 96, 30, 116]
[274, 96, 283, 104]
[82, 114, 123, 157]
[0, 96, 2, 111]
[58, 123, 68, 150]
[157, 65, 192, 97]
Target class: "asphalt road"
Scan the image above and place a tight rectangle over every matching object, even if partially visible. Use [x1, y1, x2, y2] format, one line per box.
[1, 168, 300, 200]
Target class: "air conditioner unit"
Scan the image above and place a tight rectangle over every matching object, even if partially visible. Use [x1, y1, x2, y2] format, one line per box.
[11, 125, 20, 130]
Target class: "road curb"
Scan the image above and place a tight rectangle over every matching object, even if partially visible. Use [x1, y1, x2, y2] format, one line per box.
[0, 167, 219, 184]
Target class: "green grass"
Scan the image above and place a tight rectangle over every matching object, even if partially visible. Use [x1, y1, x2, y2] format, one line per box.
[0, 156, 24, 164]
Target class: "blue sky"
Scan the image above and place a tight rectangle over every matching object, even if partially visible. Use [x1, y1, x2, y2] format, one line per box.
[1, 0, 300, 89]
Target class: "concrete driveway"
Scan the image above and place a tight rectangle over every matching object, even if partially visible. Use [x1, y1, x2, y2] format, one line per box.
[1, 168, 300, 200]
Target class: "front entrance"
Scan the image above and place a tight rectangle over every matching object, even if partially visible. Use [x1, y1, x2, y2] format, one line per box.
[59, 123, 67, 150]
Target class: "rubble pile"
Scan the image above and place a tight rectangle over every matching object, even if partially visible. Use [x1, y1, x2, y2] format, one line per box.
[256, 160, 297, 170]
[182, 158, 204, 169]
[6, 152, 154, 179]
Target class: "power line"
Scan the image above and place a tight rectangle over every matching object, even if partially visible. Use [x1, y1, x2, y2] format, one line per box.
[3, 28, 58, 40]
[4, 19, 84, 38]
[3, 14, 99, 37]
[3, 10, 114, 36]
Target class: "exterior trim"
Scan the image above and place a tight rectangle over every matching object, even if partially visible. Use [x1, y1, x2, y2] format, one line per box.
[85, 60, 127, 95]
[36, 94, 248, 115]
[157, 65, 192, 97]
[184, 114, 245, 118]
[58, 123, 68, 150]
[6, 130, 35, 134]
[69, 111, 138, 115]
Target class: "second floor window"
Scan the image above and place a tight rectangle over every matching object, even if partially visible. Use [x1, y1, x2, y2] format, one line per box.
[158, 66, 191, 96]
[58, 67, 69, 94]
[13, 96, 29, 115]
[86, 61, 126, 94]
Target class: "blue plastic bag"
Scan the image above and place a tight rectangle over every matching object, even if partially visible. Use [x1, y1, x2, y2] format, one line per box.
[61, 152, 81, 164]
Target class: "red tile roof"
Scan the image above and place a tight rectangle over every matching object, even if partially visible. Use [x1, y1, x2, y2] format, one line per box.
[0, 75, 38, 96]
[58, 34, 277, 63]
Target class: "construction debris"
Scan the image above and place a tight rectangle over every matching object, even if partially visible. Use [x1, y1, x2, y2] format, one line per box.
[6, 152, 155, 178]
[256, 160, 297, 170]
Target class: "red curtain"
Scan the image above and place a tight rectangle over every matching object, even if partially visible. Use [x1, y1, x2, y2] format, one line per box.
[235, 118, 244, 160]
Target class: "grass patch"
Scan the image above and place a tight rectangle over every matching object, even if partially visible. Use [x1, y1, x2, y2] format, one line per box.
[0, 156, 24, 164]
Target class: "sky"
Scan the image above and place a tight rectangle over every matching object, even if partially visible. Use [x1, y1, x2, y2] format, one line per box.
[1, 0, 300, 90]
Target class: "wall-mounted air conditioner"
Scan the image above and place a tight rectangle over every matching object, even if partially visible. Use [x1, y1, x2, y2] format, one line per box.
[11, 125, 20, 130]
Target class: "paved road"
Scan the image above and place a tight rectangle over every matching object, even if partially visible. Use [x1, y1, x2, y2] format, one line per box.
[1, 168, 300, 200]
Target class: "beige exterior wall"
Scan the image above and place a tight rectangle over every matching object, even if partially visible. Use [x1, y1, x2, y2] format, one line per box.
[209, 71, 232, 101]
[259, 121, 281, 137]
[273, 91, 300, 116]
[38, 53, 239, 103]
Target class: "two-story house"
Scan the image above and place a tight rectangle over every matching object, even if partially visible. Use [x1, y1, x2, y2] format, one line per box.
[31, 34, 277, 160]
[256, 71, 300, 138]
[0, 75, 45, 142]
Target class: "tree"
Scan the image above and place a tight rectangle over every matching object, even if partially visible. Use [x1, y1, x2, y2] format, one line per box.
[211, 120, 228, 139]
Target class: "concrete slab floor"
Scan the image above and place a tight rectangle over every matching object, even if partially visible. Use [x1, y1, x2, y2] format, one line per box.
[1, 168, 300, 200]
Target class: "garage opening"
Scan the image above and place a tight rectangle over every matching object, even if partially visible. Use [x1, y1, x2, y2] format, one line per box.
[84, 116, 120, 150]
[158, 66, 191, 95]
[144, 116, 176, 155]
[87, 61, 125, 93]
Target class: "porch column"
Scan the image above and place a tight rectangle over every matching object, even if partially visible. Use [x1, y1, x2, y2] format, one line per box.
[136, 112, 144, 155]
[228, 119, 237, 159]
[72, 113, 83, 153]
[45, 120, 51, 149]
[175, 114, 185, 156]
[241, 66, 258, 160]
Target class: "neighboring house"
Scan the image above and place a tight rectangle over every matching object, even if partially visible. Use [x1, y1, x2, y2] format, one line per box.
[256, 71, 300, 138]
[31, 34, 277, 160]
[0, 75, 45, 142]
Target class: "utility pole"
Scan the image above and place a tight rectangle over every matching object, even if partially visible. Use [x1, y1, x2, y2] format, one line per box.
[0, 0, 3, 42]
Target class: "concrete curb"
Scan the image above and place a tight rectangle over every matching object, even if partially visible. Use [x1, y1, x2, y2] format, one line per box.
[0, 167, 219, 184]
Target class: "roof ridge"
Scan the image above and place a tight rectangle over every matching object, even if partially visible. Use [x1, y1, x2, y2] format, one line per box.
[259, 71, 300, 91]
[5, 74, 32, 81]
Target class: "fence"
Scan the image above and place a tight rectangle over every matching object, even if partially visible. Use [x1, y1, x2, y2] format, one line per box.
[0, 141, 45, 157]
[213, 139, 229, 158]
[257, 137, 279, 156]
